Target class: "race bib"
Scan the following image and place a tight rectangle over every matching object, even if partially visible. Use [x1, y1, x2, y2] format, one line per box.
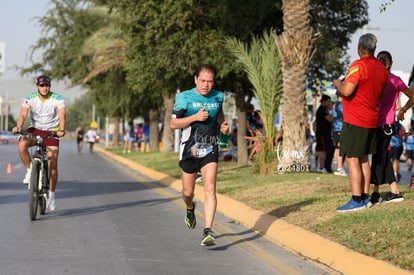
[191, 143, 214, 158]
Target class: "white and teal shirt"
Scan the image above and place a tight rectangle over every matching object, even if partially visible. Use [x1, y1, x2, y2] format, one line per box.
[172, 88, 224, 161]
[22, 91, 65, 131]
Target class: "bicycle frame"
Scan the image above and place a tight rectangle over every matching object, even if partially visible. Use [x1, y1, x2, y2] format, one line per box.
[20, 132, 53, 220]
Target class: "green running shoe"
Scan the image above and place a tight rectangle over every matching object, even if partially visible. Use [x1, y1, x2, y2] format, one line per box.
[185, 202, 196, 229]
[201, 228, 216, 246]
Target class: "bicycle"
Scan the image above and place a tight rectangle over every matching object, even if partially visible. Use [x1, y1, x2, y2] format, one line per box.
[18, 131, 57, 220]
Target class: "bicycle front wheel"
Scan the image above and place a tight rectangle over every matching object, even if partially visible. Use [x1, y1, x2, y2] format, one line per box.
[29, 160, 40, 220]
[39, 160, 49, 215]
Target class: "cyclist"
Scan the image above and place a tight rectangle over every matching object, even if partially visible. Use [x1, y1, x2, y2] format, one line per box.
[12, 75, 66, 211]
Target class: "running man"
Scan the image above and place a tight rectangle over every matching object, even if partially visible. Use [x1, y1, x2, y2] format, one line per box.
[171, 64, 229, 246]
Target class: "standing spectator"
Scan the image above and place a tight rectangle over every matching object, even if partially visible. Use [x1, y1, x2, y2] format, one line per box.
[85, 123, 98, 154]
[75, 125, 84, 153]
[333, 33, 388, 212]
[390, 121, 405, 184]
[315, 94, 334, 173]
[123, 121, 134, 154]
[405, 130, 414, 172]
[246, 104, 256, 156]
[143, 121, 150, 152]
[135, 123, 144, 151]
[170, 64, 229, 246]
[246, 104, 256, 137]
[230, 118, 238, 147]
[370, 51, 413, 204]
[254, 110, 264, 136]
[408, 65, 414, 131]
[332, 93, 347, 176]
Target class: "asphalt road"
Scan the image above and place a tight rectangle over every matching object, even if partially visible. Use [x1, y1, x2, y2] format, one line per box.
[0, 139, 337, 275]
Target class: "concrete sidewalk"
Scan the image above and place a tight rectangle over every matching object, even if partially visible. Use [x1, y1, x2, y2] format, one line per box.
[96, 146, 412, 275]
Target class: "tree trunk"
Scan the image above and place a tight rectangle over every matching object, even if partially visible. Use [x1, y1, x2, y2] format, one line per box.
[112, 116, 121, 147]
[236, 107, 249, 165]
[274, 0, 318, 169]
[149, 109, 160, 152]
[162, 94, 174, 152]
[234, 88, 250, 166]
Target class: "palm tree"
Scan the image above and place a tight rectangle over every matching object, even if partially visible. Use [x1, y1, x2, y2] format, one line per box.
[225, 30, 283, 174]
[274, 0, 318, 170]
[79, 7, 127, 146]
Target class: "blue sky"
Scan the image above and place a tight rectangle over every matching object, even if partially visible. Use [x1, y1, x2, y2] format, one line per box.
[0, 0, 413, 80]
[0, 0, 50, 79]
[348, 0, 413, 81]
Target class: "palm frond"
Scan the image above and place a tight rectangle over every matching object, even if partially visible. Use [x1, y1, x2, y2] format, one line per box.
[225, 29, 283, 149]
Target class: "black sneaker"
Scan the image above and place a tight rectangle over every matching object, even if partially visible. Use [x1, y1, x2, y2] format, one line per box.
[383, 192, 404, 203]
[185, 202, 196, 229]
[201, 228, 216, 246]
[370, 192, 382, 205]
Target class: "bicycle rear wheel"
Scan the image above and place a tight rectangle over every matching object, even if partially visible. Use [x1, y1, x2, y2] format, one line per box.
[29, 160, 40, 220]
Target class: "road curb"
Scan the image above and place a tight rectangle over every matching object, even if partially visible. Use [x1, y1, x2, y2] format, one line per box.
[96, 146, 412, 275]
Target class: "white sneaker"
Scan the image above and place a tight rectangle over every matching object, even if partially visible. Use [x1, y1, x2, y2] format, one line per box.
[48, 192, 56, 211]
[23, 169, 31, 185]
[334, 169, 348, 177]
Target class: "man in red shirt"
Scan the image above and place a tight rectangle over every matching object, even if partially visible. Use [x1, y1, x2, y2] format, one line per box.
[333, 33, 388, 213]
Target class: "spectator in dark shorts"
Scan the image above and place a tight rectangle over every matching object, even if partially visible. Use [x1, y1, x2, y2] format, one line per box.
[408, 66, 414, 131]
[315, 94, 334, 173]
[75, 125, 84, 153]
[333, 33, 388, 213]
[332, 93, 347, 176]
[405, 130, 414, 172]
[390, 121, 405, 184]
[171, 64, 230, 246]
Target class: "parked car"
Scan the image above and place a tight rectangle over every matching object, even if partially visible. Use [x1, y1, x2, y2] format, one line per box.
[0, 131, 18, 144]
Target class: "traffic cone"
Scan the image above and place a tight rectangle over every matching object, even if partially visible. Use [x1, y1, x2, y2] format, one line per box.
[6, 163, 12, 174]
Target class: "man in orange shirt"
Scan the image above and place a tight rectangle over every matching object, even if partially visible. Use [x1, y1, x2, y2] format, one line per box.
[333, 33, 388, 213]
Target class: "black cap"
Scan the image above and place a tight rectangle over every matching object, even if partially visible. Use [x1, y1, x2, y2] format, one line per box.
[36, 75, 51, 85]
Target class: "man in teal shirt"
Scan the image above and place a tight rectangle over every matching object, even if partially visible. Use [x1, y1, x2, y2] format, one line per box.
[171, 64, 229, 246]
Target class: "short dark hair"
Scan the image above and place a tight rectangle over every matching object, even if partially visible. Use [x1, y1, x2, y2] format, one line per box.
[320, 94, 331, 103]
[377, 50, 392, 62]
[195, 64, 217, 78]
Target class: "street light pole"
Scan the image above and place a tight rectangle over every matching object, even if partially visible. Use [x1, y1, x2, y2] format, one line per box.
[5, 91, 8, 131]
[0, 96, 3, 131]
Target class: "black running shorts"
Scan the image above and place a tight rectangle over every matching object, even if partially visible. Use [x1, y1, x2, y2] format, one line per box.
[179, 152, 219, 174]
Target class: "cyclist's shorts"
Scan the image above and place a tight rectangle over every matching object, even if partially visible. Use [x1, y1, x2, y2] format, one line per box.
[27, 128, 59, 147]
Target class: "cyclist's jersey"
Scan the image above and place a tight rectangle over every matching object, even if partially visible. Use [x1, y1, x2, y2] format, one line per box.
[172, 88, 224, 161]
[22, 91, 66, 131]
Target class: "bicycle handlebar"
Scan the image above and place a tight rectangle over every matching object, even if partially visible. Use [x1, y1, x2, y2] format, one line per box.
[15, 131, 59, 141]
